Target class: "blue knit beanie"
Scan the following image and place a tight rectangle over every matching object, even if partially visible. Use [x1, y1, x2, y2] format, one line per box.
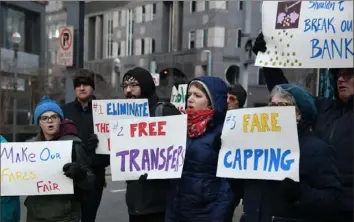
[33, 96, 64, 125]
[278, 84, 317, 121]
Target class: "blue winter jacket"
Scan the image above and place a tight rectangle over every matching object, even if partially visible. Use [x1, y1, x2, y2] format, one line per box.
[0, 135, 21, 222]
[165, 76, 234, 222]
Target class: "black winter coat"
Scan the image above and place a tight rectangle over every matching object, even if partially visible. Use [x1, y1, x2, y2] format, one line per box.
[262, 67, 353, 217]
[242, 124, 341, 222]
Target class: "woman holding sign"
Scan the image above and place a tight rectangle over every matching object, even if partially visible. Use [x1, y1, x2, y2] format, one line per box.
[24, 97, 95, 222]
[241, 84, 341, 222]
[165, 76, 234, 222]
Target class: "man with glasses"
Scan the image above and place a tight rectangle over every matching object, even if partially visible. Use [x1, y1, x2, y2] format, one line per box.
[253, 32, 353, 222]
[121, 67, 180, 222]
[62, 69, 109, 222]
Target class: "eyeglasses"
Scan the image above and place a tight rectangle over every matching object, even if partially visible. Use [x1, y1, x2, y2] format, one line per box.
[121, 82, 140, 89]
[227, 95, 237, 102]
[336, 72, 353, 82]
[39, 114, 59, 123]
[268, 102, 293, 107]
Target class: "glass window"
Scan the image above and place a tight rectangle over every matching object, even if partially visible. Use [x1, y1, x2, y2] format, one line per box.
[3, 7, 26, 51]
[203, 29, 208, 47]
[191, 1, 196, 12]
[189, 31, 196, 49]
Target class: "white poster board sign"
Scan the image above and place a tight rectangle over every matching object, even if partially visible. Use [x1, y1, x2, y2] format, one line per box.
[1, 141, 74, 196]
[217, 106, 300, 181]
[151, 73, 160, 86]
[255, 1, 353, 68]
[170, 84, 188, 113]
[92, 99, 150, 154]
[109, 115, 187, 181]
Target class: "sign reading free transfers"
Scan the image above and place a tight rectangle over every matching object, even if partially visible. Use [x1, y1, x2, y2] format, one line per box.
[92, 99, 150, 154]
[109, 115, 187, 181]
[217, 106, 300, 182]
[1, 141, 74, 196]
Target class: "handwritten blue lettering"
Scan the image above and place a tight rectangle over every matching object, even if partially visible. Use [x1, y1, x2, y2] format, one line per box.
[116, 145, 184, 173]
[311, 38, 353, 59]
[40, 148, 61, 161]
[107, 102, 149, 117]
[0, 147, 36, 163]
[304, 18, 336, 33]
[223, 148, 294, 172]
[341, 20, 353, 32]
[338, 0, 345, 11]
[309, 1, 336, 11]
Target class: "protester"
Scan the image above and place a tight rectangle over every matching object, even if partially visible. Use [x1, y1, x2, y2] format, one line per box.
[253, 33, 353, 222]
[0, 135, 21, 222]
[165, 76, 233, 222]
[225, 84, 247, 222]
[24, 96, 95, 222]
[227, 84, 247, 109]
[121, 67, 181, 222]
[61, 68, 109, 222]
[240, 84, 341, 222]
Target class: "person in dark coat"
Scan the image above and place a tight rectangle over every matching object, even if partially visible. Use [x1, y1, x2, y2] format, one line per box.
[227, 84, 247, 109]
[253, 33, 353, 222]
[25, 96, 95, 222]
[121, 67, 181, 222]
[165, 76, 234, 222]
[61, 69, 109, 222]
[241, 84, 341, 222]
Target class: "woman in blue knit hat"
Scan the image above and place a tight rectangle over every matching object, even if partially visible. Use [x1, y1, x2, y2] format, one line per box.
[24, 96, 95, 222]
[240, 84, 342, 222]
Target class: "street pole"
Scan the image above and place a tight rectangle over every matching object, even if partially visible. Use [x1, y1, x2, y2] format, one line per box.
[12, 32, 21, 142]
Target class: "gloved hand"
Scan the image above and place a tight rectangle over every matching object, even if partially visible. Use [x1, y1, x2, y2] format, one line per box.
[86, 133, 99, 153]
[63, 163, 87, 182]
[280, 177, 302, 202]
[139, 173, 148, 182]
[252, 32, 267, 55]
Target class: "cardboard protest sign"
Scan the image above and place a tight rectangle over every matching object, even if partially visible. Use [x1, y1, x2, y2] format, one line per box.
[255, 1, 353, 68]
[109, 115, 187, 181]
[92, 99, 150, 154]
[217, 106, 300, 181]
[1, 141, 74, 196]
[170, 84, 188, 113]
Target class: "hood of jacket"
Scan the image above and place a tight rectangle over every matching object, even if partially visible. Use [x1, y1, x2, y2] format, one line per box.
[0, 135, 7, 143]
[123, 67, 158, 112]
[186, 76, 228, 125]
[328, 68, 353, 109]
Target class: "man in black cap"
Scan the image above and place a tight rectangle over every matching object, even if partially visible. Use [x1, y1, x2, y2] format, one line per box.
[227, 84, 247, 110]
[121, 67, 180, 222]
[61, 68, 109, 222]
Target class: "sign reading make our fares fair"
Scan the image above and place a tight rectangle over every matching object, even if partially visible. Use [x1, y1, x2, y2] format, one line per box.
[1, 141, 74, 196]
[217, 106, 300, 182]
[109, 115, 187, 181]
[255, 1, 353, 68]
[92, 99, 150, 154]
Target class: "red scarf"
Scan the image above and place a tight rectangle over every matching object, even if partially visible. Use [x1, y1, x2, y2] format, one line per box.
[186, 109, 215, 138]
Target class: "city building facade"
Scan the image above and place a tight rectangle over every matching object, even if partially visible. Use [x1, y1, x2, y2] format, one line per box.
[83, 1, 271, 104]
[0, 1, 47, 141]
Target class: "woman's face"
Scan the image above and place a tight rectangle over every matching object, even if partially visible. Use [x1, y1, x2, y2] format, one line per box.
[39, 111, 61, 138]
[270, 93, 301, 121]
[187, 85, 210, 111]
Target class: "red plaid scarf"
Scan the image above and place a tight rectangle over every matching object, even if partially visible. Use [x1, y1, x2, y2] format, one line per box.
[186, 109, 215, 138]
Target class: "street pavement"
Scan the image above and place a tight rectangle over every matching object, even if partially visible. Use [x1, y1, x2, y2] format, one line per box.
[20, 172, 242, 221]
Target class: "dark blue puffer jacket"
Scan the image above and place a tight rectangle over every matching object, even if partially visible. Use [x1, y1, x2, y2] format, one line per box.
[165, 76, 234, 222]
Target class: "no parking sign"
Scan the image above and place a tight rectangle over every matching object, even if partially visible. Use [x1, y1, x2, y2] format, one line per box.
[57, 26, 74, 67]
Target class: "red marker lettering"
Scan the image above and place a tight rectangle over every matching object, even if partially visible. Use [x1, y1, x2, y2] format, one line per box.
[130, 121, 167, 137]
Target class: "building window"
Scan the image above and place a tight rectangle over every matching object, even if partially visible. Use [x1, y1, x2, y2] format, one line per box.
[238, 1, 244, 10]
[152, 39, 155, 53]
[203, 29, 208, 47]
[142, 5, 146, 22]
[258, 68, 266, 85]
[205, 1, 209, 10]
[153, 3, 156, 15]
[236, 29, 242, 48]
[141, 38, 145, 55]
[189, 31, 196, 49]
[190, 1, 196, 12]
[117, 41, 121, 56]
